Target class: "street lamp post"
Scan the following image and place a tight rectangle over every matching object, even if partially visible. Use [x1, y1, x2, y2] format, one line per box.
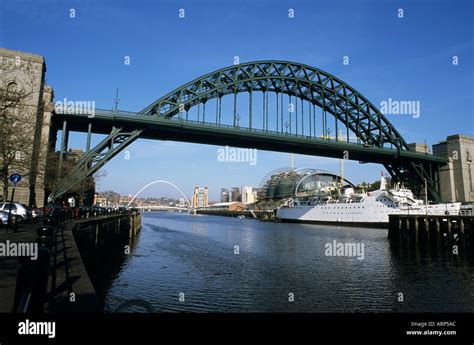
[7, 173, 21, 233]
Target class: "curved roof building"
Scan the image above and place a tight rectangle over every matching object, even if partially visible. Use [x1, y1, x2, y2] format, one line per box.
[259, 168, 356, 201]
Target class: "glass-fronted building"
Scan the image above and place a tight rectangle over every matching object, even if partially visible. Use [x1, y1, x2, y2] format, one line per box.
[259, 168, 355, 201]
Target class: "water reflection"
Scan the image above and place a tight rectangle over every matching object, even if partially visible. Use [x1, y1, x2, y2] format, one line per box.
[77, 212, 474, 313]
[74, 223, 141, 308]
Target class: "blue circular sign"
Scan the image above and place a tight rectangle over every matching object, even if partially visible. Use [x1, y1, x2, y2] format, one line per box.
[9, 173, 21, 185]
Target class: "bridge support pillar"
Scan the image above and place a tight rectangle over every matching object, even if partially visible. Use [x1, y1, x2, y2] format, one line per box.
[57, 120, 69, 179]
[86, 122, 92, 152]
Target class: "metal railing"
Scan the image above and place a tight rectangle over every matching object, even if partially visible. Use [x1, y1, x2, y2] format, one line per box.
[13, 218, 55, 313]
[12, 207, 138, 312]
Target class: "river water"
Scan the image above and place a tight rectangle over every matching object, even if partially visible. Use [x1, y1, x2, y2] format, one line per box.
[88, 212, 474, 313]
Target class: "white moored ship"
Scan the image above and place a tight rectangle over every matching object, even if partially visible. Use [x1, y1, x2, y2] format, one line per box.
[277, 174, 461, 227]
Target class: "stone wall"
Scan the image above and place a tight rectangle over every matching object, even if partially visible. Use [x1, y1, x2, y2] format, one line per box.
[0, 48, 54, 207]
[433, 134, 474, 203]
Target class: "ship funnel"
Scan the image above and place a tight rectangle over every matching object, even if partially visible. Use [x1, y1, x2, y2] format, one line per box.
[379, 171, 387, 190]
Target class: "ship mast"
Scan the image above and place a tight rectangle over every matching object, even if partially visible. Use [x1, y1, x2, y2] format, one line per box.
[340, 159, 344, 188]
[424, 178, 428, 213]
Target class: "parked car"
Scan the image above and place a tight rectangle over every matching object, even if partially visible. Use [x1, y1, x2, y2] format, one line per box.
[0, 208, 23, 225]
[30, 206, 44, 220]
[0, 203, 33, 222]
[0, 210, 9, 226]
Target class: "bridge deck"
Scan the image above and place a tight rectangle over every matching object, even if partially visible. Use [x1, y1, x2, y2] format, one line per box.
[53, 109, 446, 166]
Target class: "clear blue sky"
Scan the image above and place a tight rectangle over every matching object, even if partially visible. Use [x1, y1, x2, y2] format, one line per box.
[1, 0, 473, 201]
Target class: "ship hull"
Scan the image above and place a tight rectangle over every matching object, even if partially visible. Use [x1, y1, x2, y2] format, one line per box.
[277, 195, 461, 227]
[279, 217, 388, 228]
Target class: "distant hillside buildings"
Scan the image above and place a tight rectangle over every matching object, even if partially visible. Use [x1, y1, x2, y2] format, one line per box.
[220, 186, 258, 204]
[192, 187, 208, 208]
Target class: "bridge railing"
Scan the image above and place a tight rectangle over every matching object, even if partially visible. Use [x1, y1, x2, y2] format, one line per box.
[166, 116, 379, 147]
[54, 106, 140, 118]
[171, 115, 328, 136]
[56, 107, 367, 144]
[54, 107, 384, 145]
[55, 107, 442, 159]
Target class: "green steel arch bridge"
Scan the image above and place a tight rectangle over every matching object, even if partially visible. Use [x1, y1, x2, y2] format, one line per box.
[50, 60, 446, 202]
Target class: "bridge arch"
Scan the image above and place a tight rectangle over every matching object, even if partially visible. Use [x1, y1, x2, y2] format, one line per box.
[51, 61, 445, 202]
[140, 60, 408, 151]
[127, 180, 192, 208]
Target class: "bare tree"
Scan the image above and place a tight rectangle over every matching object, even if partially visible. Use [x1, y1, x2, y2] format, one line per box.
[0, 60, 42, 203]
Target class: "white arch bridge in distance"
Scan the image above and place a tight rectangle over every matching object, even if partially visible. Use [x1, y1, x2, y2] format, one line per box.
[126, 180, 192, 209]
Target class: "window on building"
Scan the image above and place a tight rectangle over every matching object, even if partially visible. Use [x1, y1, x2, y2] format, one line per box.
[6, 81, 18, 94]
[14, 151, 23, 161]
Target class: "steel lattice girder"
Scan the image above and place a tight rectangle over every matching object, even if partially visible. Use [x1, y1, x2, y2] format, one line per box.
[139, 60, 409, 151]
[50, 127, 142, 201]
[51, 60, 447, 202]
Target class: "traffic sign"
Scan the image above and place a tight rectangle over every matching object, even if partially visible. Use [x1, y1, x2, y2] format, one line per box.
[9, 173, 21, 186]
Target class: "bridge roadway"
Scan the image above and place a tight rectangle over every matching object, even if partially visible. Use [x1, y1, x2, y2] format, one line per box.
[53, 108, 447, 167]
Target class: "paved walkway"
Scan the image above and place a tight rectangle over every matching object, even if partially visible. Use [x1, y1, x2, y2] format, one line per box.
[0, 218, 101, 312]
[46, 220, 99, 312]
[0, 221, 40, 312]
[0, 214, 132, 313]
